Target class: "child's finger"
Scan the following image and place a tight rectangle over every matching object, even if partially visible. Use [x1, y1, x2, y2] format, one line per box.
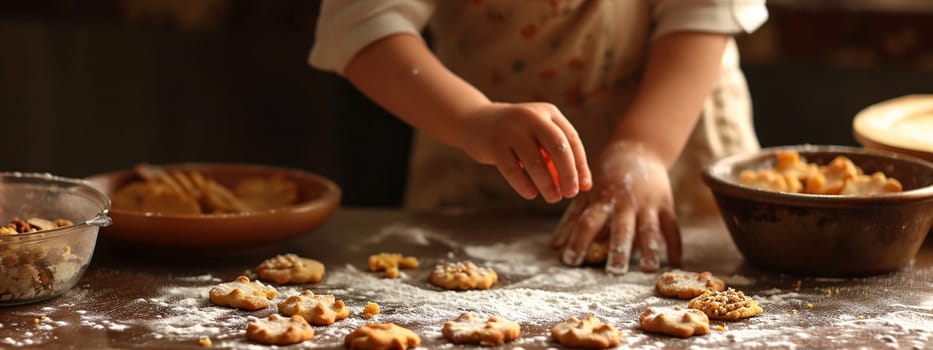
[563, 201, 611, 266]
[607, 206, 636, 274]
[514, 140, 562, 203]
[635, 209, 662, 273]
[659, 208, 682, 267]
[538, 132, 579, 198]
[548, 113, 591, 191]
[495, 150, 538, 200]
[551, 197, 587, 248]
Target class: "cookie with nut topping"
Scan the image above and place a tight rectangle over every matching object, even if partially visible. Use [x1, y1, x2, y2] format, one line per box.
[688, 288, 762, 320]
[639, 305, 710, 338]
[256, 254, 325, 285]
[246, 314, 314, 345]
[277, 290, 349, 326]
[655, 270, 726, 299]
[209, 275, 276, 310]
[550, 314, 621, 349]
[345, 323, 420, 350]
[429, 261, 497, 290]
[442, 313, 520, 346]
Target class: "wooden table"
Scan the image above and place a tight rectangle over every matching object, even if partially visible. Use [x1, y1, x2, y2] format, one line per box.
[2, 208, 931, 349]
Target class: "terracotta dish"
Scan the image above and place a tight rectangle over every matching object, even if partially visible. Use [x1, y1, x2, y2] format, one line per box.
[703, 145, 933, 277]
[86, 163, 340, 248]
[853, 94, 933, 162]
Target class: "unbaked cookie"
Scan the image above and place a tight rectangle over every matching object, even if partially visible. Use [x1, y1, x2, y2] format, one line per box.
[368, 253, 419, 278]
[345, 323, 420, 350]
[442, 313, 520, 346]
[429, 261, 497, 290]
[655, 270, 726, 299]
[639, 306, 710, 338]
[584, 240, 609, 264]
[550, 314, 621, 349]
[256, 254, 325, 285]
[277, 290, 350, 326]
[688, 288, 763, 320]
[245, 314, 314, 345]
[209, 275, 276, 310]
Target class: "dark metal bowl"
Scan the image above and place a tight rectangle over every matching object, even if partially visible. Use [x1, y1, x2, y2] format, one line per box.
[702, 145, 933, 277]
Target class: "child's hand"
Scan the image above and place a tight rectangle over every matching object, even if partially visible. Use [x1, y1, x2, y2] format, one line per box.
[549, 141, 683, 274]
[457, 102, 591, 203]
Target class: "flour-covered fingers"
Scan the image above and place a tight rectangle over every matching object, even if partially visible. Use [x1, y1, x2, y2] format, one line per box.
[635, 209, 662, 272]
[659, 208, 682, 267]
[562, 202, 610, 266]
[606, 208, 635, 274]
[551, 197, 587, 248]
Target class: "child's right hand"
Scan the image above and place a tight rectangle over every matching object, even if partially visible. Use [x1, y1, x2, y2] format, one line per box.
[455, 102, 592, 203]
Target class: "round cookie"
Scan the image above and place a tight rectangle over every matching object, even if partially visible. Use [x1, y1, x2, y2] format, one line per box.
[345, 323, 420, 350]
[208, 275, 277, 310]
[246, 314, 314, 345]
[442, 313, 521, 346]
[550, 314, 621, 349]
[256, 254, 325, 285]
[639, 306, 710, 338]
[277, 290, 350, 326]
[655, 270, 725, 299]
[688, 288, 763, 320]
[429, 261, 497, 290]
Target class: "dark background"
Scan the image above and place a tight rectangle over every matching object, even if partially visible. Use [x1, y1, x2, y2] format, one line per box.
[3, 0, 933, 207]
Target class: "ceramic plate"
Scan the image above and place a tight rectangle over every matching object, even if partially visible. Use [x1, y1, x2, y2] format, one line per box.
[86, 163, 340, 248]
[853, 94, 933, 162]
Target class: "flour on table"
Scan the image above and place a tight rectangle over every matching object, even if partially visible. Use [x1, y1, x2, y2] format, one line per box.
[3, 223, 930, 349]
[176, 274, 221, 282]
[351, 223, 457, 250]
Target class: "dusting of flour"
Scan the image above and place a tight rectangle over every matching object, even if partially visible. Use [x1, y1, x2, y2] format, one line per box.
[4, 223, 931, 349]
[98, 232, 933, 349]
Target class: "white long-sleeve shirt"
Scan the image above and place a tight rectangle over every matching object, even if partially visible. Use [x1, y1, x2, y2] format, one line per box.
[310, 0, 767, 74]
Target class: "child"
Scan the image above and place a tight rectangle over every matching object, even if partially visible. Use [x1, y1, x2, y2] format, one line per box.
[310, 0, 767, 274]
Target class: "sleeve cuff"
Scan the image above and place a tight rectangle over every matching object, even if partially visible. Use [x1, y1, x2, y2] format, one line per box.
[652, 0, 768, 40]
[309, 1, 432, 74]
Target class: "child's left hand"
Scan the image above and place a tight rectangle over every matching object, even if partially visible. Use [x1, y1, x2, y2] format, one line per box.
[549, 141, 683, 274]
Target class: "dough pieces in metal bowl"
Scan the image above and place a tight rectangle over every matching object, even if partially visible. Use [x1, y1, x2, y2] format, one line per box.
[655, 270, 725, 299]
[345, 323, 420, 350]
[441, 313, 521, 346]
[277, 290, 349, 326]
[429, 261, 497, 291]
[550, 314, 621, 349]
[256, 253, 325, 285]
[208, 275, 276, 310]
[245, 314, 314, 345]
[639, 305, 710, 338]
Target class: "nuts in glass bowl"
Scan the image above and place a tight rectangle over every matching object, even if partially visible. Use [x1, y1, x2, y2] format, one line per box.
[0, 173, 111, 305]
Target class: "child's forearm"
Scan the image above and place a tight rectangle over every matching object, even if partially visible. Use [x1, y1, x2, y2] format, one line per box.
[611, 32, 729, 167]
[344, 33, 490, 149]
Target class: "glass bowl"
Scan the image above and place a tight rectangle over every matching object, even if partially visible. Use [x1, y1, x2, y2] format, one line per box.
[702, 145, 933, 277]
[0, 173, 111, 306]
